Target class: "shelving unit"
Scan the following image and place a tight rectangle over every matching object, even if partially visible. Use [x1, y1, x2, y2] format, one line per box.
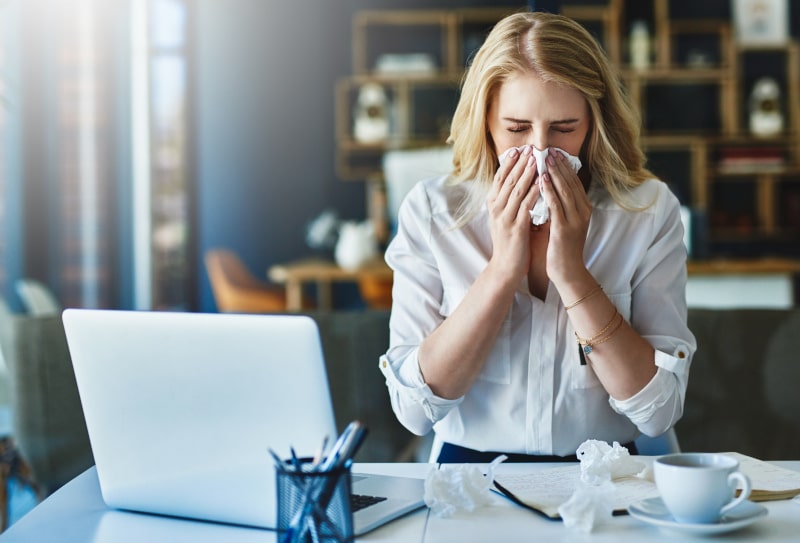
[335, 7, 517, 182]
[334, 0, 800, 258]
[619, 0, 800, 256]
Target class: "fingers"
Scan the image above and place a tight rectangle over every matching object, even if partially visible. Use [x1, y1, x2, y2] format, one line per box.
[520, 179, 541, 221]
[490, 146, 536, 218]
[488, 147, 517, 207]
[544, 152, 590, 220]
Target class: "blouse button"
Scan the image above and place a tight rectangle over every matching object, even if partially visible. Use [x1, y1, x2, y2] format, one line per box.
[677, 350, 686, 359]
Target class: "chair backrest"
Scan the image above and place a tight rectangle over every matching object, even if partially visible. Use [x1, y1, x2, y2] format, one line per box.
[0, 314, 94, 496]
[634, 428, 681, 456]
[15, 279, 61, 316]
[383, 146, 453, 234]
[204, 249, 286, 313]
[0, 298, 13, 436]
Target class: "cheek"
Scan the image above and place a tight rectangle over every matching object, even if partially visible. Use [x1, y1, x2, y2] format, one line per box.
[491, 132, 524, 156]
[555, 130, 589, 157]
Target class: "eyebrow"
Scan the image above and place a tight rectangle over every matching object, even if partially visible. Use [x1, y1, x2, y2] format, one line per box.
[502, 117, 580, 125]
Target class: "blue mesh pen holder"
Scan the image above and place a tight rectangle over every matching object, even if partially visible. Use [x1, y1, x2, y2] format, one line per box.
[276, 459, 354, 543]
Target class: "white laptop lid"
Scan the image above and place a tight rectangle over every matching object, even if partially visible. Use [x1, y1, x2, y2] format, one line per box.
[63, 309, 337, 529]
[64, 309, 425, 535]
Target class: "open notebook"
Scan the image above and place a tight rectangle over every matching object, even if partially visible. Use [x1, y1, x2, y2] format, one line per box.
[493, 452, 800, 519]
[63, 309, 425, 535]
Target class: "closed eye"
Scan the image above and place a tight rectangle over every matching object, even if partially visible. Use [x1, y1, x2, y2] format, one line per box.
[551, 119, 580, 133]
[508, 126, 529, 133]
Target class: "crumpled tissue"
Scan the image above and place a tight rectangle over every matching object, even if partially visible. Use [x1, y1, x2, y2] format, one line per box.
[424, 455, 507, 517]
[557, 480, 615, 533]
[557, 440, 646, 533]
[577, 439, 646, 485]
[498, 146, 582, 225]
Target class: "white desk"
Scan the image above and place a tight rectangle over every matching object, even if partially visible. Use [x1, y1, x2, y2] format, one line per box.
[2, 462, 799, 542]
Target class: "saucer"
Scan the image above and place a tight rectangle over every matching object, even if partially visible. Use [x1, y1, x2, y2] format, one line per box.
[628, 497, 768, 535]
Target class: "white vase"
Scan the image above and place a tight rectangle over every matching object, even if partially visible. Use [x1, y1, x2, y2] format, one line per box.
[335, 221, 378, 271]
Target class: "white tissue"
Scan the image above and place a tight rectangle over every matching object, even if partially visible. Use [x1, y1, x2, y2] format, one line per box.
[558, 440, 646, 532]
[497, 146, 582, 225]
[557, 480, 615, 533]
[424, 455, 507, 517]
[577, 440, 645, 485]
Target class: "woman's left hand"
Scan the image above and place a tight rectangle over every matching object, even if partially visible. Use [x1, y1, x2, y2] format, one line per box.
[540, 151, 593, 286]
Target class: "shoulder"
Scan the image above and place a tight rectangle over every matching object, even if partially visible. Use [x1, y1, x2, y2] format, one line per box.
[401, 174, 467, 219]
[593, 178, 681, 216]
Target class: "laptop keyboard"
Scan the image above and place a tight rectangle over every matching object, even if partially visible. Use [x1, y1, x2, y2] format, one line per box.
[350, 493, 388, 512]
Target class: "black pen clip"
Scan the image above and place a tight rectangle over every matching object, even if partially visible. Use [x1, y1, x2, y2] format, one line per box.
[578, 345, 587, 366]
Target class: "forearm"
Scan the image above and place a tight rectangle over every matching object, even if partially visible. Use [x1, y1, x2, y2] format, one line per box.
[418, 261, 518, 399]
[557, 271, 657, 400]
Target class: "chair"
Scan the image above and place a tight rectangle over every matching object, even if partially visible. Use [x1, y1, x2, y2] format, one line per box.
[14, 280, 61, 316]
[0, 313, 93, 507]
[634, 428, 681, 456]
[0, 299, 35, 532]
[205, 249, 287, 313]
[357, 276, 393, 310]
[422, 428, 681, 463]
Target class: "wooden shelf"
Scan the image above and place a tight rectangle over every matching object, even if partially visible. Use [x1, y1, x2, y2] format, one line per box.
[687, 258, 800, 275]
[335, 2, 800, 259]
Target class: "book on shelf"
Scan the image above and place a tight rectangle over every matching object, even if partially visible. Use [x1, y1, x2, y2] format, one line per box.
[717, 146, 787, 174]
[492, 452, 800, 519]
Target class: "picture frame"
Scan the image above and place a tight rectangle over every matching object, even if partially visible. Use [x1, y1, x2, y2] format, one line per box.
[732, 0, 789, 46]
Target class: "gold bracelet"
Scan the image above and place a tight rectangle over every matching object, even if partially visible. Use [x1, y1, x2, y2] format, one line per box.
[575, 310, 623, 355]
[588, 312, 624, 351]
[564, 284, 602, 310]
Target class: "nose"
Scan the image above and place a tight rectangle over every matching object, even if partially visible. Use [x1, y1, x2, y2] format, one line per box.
[527, 127, 549, 152]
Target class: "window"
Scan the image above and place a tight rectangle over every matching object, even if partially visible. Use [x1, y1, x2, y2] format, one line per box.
[133, 0, 194, 310]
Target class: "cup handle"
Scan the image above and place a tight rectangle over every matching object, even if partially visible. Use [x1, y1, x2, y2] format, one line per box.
[720, 472, 752, 516]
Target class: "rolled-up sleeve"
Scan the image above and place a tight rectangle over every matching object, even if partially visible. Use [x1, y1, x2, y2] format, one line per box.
[379, 352, 463, 436]
[609, 347, 691, 436]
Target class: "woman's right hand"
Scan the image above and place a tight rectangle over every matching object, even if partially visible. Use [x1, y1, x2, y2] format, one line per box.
[485, 145, 540, 283]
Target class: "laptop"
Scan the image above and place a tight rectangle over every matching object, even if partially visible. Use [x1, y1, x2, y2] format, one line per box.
[62, 309, 425, 535]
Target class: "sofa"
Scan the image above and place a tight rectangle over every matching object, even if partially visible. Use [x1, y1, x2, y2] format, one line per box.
[1, 307, 798, 499]
[311, 307, 800, 461]
[679, 309, 800, 459]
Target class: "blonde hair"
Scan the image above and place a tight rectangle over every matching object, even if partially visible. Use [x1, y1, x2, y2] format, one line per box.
[448, 11, 653, 223]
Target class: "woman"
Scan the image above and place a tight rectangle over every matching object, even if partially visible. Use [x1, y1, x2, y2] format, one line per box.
[379, 11, 695, 463]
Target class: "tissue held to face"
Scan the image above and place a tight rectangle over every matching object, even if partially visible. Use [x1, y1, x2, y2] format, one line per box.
[498, 146, 582, 225]
[488, 72, 589, 224]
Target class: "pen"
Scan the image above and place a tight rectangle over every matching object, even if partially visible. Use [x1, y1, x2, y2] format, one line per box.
[268, 448, 285, 469]
[331, 424, 368, 470]
[311, 435, 329, 470]
[290, 446, 302, 472]
[281, 421, 368, 543]
[319, 420, 363, 471]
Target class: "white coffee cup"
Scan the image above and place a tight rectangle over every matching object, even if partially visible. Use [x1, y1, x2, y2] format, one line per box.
[654, 453, 752, 524]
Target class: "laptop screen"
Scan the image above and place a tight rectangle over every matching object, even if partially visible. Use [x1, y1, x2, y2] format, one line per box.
[64, 309, 337, 528]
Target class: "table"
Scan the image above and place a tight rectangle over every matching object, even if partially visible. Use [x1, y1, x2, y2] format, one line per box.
[686, 258, 800, 308]
[2, 462, 799, 542]
[270, 257, 800, 311]
[268, 258, 392, 311]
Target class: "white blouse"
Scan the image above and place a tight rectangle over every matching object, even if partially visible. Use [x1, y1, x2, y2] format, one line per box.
[379, 175, 696, 457]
